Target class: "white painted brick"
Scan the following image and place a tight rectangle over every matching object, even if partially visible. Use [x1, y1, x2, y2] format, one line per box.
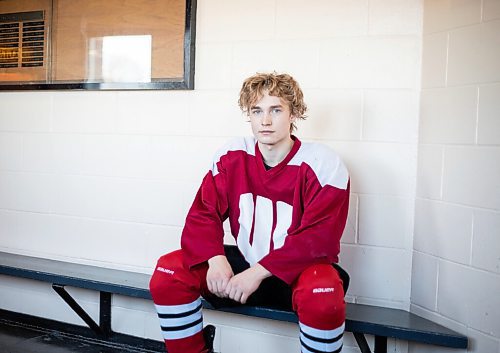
[231, 40, 321, 90]
[52, 134, 85, 174]
[421, 32, 448, 88]
[409, 342, 467, 353]
[0, 172, 17, 210]
[442, 146, 500, 209]
[0, 210, 17, 246]
[160, 135, 227, 183]
[0, 132, 23, 171]
[52, 91, 115, 133]
[466, 328, 500, 353]
[0, 92, 52, 132]
[340, 245, 411, 302]
[145, 225, 182, 266]
[220, 326, 300, 353]
[188, 90, 247, 137]
[411, 251, 438, 311]
[46, 216, 113, 263]
[414, 198, 473, 264]
[0, 172, 53, 213]
[144, 309, 164, 341]
[484, 0, 500, 21]
[52, 175, 115, 219]
[419, 87, 477, 144]
[16, 212, 56, 254]
[368, 0, 422, 35]
[438, 261, 500, 337]
[448, 21, 500, 85]
[299, 89, 363, 141]
[195, 43, 233, 90]
[329, 141, 416, 197]
[86, 221, 147, 267]
[423, 0, 481, 34]
[22, 133, 54, 172]
[275, 0, 368, 38]
[147, 135, 220, 184]
[416, 144, 443, 200]
[472, 210, 500, 274]
[112, 305, 149, 338]
[437, 261, 471, 326]
[319, 36, 419, 89]
[447, 24, 482, 86]
[114, 91, 189, 135]
[358, 194, 412, 249]
[362, 90, 419, 143]
[82, 134, 117, 176]
[110, 135, 154, 178]
[196, 0, 275, 43]
[478, 20, 500, 83]
[36, 215, 159, 270]
[355, 296, 408, 311]
[478, 83, 500, 144]
[110, 179, 187, 226]
[204, 310, 298, 337]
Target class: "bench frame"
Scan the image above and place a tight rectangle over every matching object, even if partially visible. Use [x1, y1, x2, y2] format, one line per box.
[0, 251, 468, 353]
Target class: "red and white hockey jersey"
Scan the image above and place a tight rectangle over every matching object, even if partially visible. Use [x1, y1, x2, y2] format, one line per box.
[181, 136, 350, 284]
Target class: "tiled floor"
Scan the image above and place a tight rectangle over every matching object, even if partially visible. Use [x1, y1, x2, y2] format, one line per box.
[0, 319, 159, 353]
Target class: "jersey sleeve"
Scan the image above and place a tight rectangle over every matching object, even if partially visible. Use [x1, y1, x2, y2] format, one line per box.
[259, 159, 350, 285]
[181, 157, 229, 269]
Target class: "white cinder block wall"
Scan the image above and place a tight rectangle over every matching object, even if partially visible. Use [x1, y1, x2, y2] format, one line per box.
[411, 1, 500, 353]
[0, 1, 497, 353]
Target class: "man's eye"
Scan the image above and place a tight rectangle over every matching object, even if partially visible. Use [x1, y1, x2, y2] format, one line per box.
[252, 110, 262, 115]
[272, 108, 282, 114]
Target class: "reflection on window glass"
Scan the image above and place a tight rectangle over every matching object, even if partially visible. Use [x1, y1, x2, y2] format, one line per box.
[88, 35, 152, 83]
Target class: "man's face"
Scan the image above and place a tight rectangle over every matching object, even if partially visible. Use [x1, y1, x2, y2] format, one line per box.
[249, 92, 295, 148]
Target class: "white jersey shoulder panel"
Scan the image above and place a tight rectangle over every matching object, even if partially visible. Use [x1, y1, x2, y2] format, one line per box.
[288, 142, 349, 189]
[211, 136, 256, 176]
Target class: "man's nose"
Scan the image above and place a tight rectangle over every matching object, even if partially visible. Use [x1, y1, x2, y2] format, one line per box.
[261, 112, 272, 125]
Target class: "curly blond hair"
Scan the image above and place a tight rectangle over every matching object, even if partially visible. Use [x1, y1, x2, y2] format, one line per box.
[238, 72, 307, 132]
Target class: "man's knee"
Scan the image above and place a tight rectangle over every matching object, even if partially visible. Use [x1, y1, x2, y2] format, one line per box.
[149, 250, 187, 300]
[293, 264, 345, 325]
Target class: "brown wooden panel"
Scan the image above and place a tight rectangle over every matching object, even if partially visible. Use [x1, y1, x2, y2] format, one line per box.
[52, 0, 185, 82]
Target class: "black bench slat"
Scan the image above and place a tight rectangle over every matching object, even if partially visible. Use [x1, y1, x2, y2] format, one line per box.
[0, 251, 468, 350]
[345, 304, 466, 348]
[0, 251, 151, 299]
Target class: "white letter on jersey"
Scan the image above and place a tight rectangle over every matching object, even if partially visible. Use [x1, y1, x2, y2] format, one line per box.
[237, 193, 293, 265]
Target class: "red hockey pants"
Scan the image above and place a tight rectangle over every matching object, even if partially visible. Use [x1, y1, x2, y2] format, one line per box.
[149, 249, 346, 353]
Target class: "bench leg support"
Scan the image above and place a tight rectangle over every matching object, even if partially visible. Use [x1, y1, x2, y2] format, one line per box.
[52, 284, 107, 338]
[374, 335, 387, 353]
[99, 291, 112, 337]
[353, 332, 372, 353]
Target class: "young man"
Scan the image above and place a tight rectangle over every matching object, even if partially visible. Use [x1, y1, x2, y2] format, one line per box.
[149, 73, 350, 353]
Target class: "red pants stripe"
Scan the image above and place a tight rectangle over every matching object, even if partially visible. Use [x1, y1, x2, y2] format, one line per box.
[149, 249, 346, 353]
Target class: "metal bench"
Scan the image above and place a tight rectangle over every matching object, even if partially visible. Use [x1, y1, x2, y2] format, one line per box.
[0, 251, 468, 353]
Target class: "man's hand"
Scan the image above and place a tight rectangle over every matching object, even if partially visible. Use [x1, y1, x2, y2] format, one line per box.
[207, 255, 233, 298]
[224, 263, 271, 304]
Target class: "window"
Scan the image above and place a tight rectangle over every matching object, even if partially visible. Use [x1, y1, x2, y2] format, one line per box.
[0, 0, 196, 90]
